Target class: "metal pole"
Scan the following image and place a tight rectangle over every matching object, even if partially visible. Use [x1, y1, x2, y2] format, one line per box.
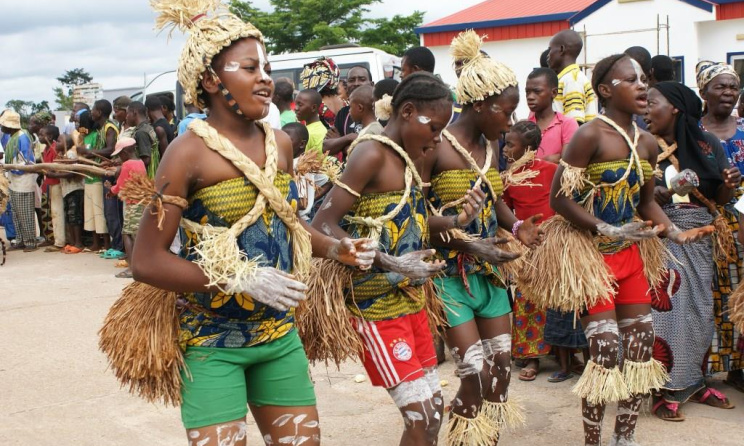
[584, 24, 588, 69]
[667, 15, 670, 56]
[657, 14, 660, 55]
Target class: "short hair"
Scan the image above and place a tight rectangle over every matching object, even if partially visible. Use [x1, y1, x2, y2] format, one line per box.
[527, 67, 559, 89]
[274, 81, 295, 103]
[539, 49, 550, 68]
[128, 101, 147, 117]
[298, 89, 322, 108]
[402, 46, 436, 73]
[592, 54, 630, 106]
[78, 110, 96, 131]
[43, 124, 60, 142]
[624, 46, 652, 76]
[282, 122, 309, 141]
[158, 94, 176, 112]
[94, 99, 112, 118]
[348, 65, 372, 80]
[73, 102, 90, 111]
[145, 95, 162, 111]
[113, 95, 132, 110]
[511, 120, 542, 151]
[651, 55, 675, 82]
[391, 72, 453, 114]
[373, 78, 399, 100]
[553, 30, 583, 58]
[350, 85, 375, 109]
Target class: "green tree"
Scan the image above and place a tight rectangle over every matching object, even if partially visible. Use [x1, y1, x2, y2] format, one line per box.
[359, 12, 424, 55]
[5, 99, 51, 127]
[53, 68, 93, 110]
[231, 0, 424, 55]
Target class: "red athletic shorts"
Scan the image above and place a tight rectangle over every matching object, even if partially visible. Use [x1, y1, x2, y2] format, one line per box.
[586, 244, 651, 315]
[350, 309, 437, 389]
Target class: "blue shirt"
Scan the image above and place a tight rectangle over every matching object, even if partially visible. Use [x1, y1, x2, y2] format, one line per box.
[4, 130, 33, 175]
[177, 113, 207, 135]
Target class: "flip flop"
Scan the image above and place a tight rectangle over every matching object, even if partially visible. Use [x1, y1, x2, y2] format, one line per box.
[65, 246, 83, 254]
[653, 398, 685, 422]
[548, 371, 573, 383]
[114, 259, 129, 268]
[693, 387, 735, 409]
[519, 367, 538, 381]
[115, 269, 133, 279]
[44, 246, 63, 252]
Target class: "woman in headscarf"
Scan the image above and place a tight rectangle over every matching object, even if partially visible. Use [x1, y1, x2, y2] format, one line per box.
[299, 56, 345, 128]
[698, 61, 744, 394]
[646, 81, 739, 421]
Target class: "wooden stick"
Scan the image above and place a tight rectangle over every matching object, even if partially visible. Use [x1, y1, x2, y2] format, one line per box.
[1, 163, 115, 177]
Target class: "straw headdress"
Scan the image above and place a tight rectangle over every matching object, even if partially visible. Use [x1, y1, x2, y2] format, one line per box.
[451, 30, 518, 104]
[151, 0, 264, 109]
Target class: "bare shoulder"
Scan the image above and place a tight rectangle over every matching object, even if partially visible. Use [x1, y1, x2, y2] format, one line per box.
[346, 139, 387, 169]
[273, 127, 294, 173]
[636, 130, 659, 161]
[562, 119, 601, 166]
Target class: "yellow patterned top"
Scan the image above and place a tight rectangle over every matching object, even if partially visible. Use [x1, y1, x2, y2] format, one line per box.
[178, 172, 301, 348]
[429, 167, 504, 280]
[341, 188, 429, 320]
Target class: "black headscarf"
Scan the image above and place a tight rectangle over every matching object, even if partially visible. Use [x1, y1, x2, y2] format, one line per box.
[652, 81, 722, 182]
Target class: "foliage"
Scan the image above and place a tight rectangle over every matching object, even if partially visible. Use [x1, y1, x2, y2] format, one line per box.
[53, 68, 93, 110]
[230, 0, 423, 55]
[4, 99, 51, 127]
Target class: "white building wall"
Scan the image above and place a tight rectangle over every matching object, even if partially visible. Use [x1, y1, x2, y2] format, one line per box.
[572, 0, 714, 90]
[430, 37, 551, 119]
[697, 18, 744, 74]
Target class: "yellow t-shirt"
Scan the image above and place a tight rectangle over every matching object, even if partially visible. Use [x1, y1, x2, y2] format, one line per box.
[305, 121, 327, 155]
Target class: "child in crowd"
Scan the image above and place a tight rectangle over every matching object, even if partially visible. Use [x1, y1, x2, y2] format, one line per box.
[274, 80, 298, 127]
[526, 68, 579, 164]
[105, 137, 145, 279]
[349, 85, 383, 137]
[53, 134, 84, 253]
[39, 125, 66, 251]
[373, 79, 399, 127]
[547, 29, 598, 124]
[77, 110, 110, 252]
[285, 122, 314, 221]
[295, 89, 327, 155]
[502, 120, 555, 382]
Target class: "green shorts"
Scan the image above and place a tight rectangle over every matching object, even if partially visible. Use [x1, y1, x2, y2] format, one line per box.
[180, 330, 316, 429]
[435, 274, 512, 327]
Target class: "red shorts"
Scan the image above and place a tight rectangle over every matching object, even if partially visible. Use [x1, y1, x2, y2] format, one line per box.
[586, 244, 651, 315]
[351, 309, 437, 389]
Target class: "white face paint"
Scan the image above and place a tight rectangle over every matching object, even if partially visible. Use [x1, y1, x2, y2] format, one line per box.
[256, 41, 271, 81]
[630, 58, 644, 85]
[417, 115, 432, 124]
[612, 79, 622, 87]
[223, 61, 240, 72]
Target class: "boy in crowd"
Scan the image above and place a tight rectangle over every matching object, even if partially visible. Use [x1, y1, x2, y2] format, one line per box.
[323, 65, 374, 157]
[400, 46, 436, 78]
[113, 96, 133, 136]
[349, 85, 383, 137]
[526, 68, 579, 163]
[54, 134, 84, 253]
[295, 89, 327, 155]
[105, 137, 145, 279]
[39, 125, 66, 251]
[649, 55, 676, 86]
[126, 101, 156, 177]
[146, 95, 173, 156]
[547, 29, 597, 123]
[158, 94, 178, 134]
[274, 80, 298, 127]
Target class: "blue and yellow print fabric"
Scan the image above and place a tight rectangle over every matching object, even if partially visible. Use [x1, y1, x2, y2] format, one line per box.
[428, 168, 504, 280]
[179, 172, 300, 348]
[575, 159, 653, 253]
[341, 188, 429, 321]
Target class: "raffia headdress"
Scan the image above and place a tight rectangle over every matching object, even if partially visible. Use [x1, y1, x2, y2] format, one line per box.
[151, 0, 264, 109]
[451, 30, 518, 104]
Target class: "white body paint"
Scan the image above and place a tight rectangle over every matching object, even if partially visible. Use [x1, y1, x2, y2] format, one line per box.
[584, 319, 619, 339]
[482, 334, 511, 357]
[389, 378, 434, 408]
[423, 367, 442, 394]
[216, 422, 247, 446]
[451, 340, 484, 377]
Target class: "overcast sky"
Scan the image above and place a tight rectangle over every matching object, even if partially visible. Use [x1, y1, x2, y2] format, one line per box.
[0, 0, 483, 109]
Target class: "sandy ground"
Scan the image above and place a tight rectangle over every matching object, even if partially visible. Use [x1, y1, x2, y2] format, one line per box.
[1, 236, 743, 445]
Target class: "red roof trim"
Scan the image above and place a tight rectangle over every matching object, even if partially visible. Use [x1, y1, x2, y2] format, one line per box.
[422, 21, 570, 47]
[717, 1, 744, 19]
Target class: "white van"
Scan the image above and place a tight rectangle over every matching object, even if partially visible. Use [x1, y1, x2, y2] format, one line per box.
[268, 45, 401, 86]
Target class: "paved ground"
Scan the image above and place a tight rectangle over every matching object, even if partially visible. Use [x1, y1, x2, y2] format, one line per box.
[1, 234, 743, 445]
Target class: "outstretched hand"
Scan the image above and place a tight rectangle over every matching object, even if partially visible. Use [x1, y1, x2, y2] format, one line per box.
[666, 224, 714, 244]
[596, 221, 664, 241]
[328, 237, 376, 269]
[469, 237, 521, 264]
[378, 249, 446, 279]
[516, 214, 545, 249]
[456, 188, 487, 227]
[225, 267, 307, 312]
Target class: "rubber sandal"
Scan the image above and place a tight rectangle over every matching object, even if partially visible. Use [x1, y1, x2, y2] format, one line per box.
[653, 398, 685, 422]
[519, 368, 538, 381]
[114, 259, 129, 268]
[44, 246, 62, 252]
[115, 269, 133, 279]
[112, 250, 127, 260]
[693, 387, 735, 409]
[65, 246, 83, 254]
[548, 371, 573, 383]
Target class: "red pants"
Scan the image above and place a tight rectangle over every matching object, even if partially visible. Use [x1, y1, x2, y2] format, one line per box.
[586, 244, 651, 315]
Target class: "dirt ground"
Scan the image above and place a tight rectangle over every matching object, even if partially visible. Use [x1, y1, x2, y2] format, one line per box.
[1, 237, 742, 445]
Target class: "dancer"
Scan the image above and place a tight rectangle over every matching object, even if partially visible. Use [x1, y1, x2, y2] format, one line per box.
[697, 61, 744, 392]
[549, 54, 713, 446]
[130, 2, 375, 444]
[646, 81, 739, 421]
[423, 30, 543, 445]
[312, 72, 460, 446]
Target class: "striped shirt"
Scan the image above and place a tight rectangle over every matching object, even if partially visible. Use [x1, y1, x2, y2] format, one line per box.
[555, 64, 598, 124]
